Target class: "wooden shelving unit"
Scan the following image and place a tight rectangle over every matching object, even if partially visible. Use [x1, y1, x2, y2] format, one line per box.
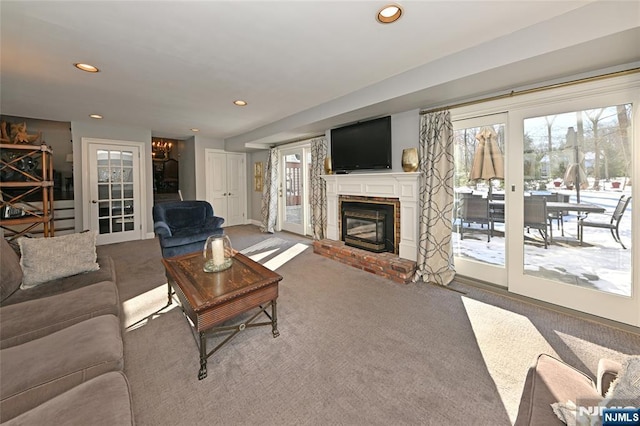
[0, 143, 55, 240]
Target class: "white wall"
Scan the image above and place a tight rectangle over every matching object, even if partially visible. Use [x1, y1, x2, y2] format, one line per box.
[177, 136, 196, 200]
[70, 121, 152, 233]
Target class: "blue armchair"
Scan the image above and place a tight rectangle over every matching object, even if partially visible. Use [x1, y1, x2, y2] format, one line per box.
[152, 200, 224, 258]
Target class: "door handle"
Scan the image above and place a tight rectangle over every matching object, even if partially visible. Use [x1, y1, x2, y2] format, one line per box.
[228, 192, 232, 196]
[91, 200, 97, 204]
[223, 193, 227, 196]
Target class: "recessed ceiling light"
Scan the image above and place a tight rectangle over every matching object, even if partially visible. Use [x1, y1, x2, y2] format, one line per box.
[233, 100, 248, 106]
[89, 114, 103, 119]
[74, 63, 100, 73]
[190, 128, 199, 132]
[377, 4, 403, 23]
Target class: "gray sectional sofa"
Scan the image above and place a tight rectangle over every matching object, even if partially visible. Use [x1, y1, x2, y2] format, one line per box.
[0, 237, 134, 424]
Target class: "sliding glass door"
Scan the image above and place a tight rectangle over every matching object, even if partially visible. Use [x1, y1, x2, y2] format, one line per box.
[509, 96, 636, 325]
[452, 114, 507, 287]
[452, 76, 638, 326]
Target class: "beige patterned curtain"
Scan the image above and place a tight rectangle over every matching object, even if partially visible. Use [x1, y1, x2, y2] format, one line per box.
[261, 147, 279, 233]
[310, 137, 328, 240]
[413, 111, 456, 286]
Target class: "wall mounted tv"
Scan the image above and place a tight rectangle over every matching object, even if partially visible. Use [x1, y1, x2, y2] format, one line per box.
[330, 116, 392, 172]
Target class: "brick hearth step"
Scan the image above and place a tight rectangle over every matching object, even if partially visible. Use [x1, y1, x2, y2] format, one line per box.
[312, 239, 416, 284]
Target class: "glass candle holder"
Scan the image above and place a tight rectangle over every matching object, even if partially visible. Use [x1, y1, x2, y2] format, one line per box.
[203, 235, 233, 272]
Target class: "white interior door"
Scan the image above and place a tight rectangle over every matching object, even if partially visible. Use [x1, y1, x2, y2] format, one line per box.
[205, 150, 246, 227]
[206, 151, 228, 219]
[85, 140, 143, 245]
[225, 153, 246, 226]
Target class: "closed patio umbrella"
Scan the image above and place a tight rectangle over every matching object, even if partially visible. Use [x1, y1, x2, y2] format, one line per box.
[563, 127, 588, 203]
[469, 126, 504, 198]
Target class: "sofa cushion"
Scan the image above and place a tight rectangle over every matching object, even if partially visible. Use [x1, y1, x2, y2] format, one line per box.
[1, 254, 115, 306]
[0, 314, 123, 422]
[0, 281, 119, 349]
[2, 371, 134, 426]
[0, 238, 23, 302]
[165, 203, 208, 231]
[514, 354, 601, 426]
[18, 231, 99, 289]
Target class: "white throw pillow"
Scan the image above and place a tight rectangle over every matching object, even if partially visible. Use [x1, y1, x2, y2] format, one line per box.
[605, 356, 640, 403]
[18, 231, 100, 288]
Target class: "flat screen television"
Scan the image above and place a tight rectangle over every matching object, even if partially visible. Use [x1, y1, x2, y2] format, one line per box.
[330, 116, 392, 172]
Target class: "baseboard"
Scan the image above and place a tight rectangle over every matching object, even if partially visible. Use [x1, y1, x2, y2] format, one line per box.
[249, 219, 262, 227]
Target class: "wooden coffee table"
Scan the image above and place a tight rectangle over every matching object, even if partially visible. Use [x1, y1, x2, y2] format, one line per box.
[162, 251, 282, 380]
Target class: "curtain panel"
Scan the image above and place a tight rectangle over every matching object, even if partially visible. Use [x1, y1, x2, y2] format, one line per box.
[310, 137, 328, 240]
[261, 147, 279, 233]
[413, 111, 456, 286]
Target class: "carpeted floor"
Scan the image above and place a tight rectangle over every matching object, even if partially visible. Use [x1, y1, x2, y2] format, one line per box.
[99, 225, 640, 425]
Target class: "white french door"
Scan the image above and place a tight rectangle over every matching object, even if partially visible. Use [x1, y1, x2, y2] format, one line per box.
[279, 146, 311, 236]
[83, 139, 144, 245]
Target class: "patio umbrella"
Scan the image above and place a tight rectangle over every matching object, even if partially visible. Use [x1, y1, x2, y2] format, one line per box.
[469, 126, 504, 198]
[562, 127, 588, 203]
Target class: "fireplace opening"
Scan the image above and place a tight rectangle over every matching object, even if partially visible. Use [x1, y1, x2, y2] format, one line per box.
[341, 201, 395, 253]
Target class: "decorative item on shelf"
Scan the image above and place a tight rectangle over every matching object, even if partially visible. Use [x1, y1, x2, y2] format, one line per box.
[324, 156, 333, 174]
[401, 148, 418, 172]
[1, 121, 42, 145]
[152, 138, 173, 159]
[203, 234, 233, 272]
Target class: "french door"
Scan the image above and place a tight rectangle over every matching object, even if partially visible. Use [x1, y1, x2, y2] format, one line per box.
[452, 77, 639, 326]
[279, 146, 311, 236]
[83, 139, 144, 245]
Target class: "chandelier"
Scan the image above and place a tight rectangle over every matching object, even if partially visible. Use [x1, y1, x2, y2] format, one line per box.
[152, 138, 173, 159]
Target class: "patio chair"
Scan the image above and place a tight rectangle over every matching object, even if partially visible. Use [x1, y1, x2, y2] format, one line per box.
[458, 194, 491, 242]
[524, 197, 550, 249]
[578, 195, 632, 249]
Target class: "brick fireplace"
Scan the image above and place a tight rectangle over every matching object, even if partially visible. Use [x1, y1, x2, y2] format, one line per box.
[315, 172, 420, 284]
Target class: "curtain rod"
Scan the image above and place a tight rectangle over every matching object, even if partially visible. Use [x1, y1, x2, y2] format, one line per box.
[274, 133, 325, 148]
[420, 67, 640, 115]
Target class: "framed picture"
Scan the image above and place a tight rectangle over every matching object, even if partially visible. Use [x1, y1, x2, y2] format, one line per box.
[254, 161, 263, 192]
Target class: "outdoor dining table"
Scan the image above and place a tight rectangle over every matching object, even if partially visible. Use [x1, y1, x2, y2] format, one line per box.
[488, 200, 606, 240]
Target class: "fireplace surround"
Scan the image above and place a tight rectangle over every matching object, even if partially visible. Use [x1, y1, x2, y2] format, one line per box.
[322, 172, 419, 261]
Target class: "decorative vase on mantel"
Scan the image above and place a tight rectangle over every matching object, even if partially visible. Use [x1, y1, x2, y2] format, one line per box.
[401, 148, 418, 172]
[324, 157, 333, 174]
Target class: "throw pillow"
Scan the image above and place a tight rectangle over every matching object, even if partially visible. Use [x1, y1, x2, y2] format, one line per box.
[18, 231, 100, 289]
[1, 237, 23, 302]
[605, 356, 640, 403]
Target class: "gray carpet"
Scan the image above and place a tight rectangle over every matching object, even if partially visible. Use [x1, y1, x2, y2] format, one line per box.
[98, 225, 640, 425]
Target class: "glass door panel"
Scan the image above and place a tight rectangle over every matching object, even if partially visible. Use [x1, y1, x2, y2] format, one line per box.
[280, 148, 305, 234]
[522, 104, 632, 297]
[88, 143, 141, 245]
[452, 115, 507, 286]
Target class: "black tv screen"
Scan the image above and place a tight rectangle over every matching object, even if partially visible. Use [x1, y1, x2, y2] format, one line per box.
[330, 116, 392, 172]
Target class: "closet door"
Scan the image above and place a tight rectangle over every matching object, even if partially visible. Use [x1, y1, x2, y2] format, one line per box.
[207, 151, 228, 220]
[225, 153, 245, 226]
[205, 150, 246, 227]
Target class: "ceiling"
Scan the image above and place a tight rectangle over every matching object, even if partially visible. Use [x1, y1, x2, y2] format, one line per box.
[1, 1, 639, 151]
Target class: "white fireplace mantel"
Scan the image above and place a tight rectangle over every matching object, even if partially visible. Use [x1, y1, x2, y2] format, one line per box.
[321, 172, 420, 261]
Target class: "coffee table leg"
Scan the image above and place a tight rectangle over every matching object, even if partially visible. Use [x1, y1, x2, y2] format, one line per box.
[167, 281, 173, 305]
[198, 331, 207, 380]
[271, 300, 280, 338]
